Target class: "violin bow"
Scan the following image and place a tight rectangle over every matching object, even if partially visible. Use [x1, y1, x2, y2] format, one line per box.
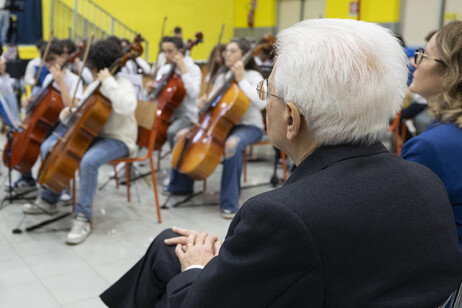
[34, 32, 54, 87]
[152, 16, 168, 77]
[70, 34, 94, 109]
[205, 23, 225, 97]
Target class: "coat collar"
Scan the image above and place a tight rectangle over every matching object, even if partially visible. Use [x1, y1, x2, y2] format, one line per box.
[285, 142, 389, 185]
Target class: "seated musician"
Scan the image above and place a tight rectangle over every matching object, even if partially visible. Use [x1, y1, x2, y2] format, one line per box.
[100, 19, 462, 307]
[0, 56, 19, 120]
[22, 39, 138, 245]
[120, 37, 151, 75]
[23, 39, 49, 94]
[145, 36, 201, 150]
[9, 39, 83, 195]
[166, 39, 265, 219]
[204, 43, 226, 85]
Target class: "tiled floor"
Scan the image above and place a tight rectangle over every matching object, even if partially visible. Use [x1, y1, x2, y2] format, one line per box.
[0, 142, 285, 308]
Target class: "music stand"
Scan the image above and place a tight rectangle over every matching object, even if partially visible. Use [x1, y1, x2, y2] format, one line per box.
[0, 93, 21, 208]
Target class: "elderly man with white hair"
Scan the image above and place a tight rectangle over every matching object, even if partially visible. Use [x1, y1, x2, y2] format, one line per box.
[101, 19, 462, 308]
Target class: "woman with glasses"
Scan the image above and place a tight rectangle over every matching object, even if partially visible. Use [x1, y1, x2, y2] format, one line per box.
[165, 39, 265, 218]
[401, 21, 462, 248]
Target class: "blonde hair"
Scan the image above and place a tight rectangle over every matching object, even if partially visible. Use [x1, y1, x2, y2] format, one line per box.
[429, 21, 462, 128]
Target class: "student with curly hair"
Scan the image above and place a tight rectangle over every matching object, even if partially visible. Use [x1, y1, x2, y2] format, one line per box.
[22, 38, 138, 245]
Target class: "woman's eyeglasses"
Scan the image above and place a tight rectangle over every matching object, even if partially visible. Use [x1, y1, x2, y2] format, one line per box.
[414, 48, 445, 65]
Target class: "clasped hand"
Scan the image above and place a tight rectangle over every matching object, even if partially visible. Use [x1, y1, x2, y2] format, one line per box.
[164, 226, 222, 272]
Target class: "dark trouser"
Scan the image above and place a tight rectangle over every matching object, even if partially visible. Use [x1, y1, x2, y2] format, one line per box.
[100, 229, 181, 308]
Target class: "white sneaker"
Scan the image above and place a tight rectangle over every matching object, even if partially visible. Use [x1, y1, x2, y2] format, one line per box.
[22, 197, 58, 215]
[59, 191, 72, 206]
[109, 162, 125, 178]
[66, 214, 91, 245]
[162, 177, 170, 187]
[5, 178, 38, 194]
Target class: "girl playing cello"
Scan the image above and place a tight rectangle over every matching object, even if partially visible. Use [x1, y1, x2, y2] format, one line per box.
[22, 39, 138, 245]
[145, 36, 201, 150]
[8, 39, 83, 196]
[166, 39, 265, 218]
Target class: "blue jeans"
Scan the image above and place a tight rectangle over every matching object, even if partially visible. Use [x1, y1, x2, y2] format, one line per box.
[0, 10, 9, 44]
[2, 90, 18, 121]
[168, 125, 263, 212]
[42, 137, 128, 221]
[19, 124, 68, 185]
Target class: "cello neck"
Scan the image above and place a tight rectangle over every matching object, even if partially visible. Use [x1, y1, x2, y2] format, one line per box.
[151, 63, 177, 99]
[200, 48, 254, 114]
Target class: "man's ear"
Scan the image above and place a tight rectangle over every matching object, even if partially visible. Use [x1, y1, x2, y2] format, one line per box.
[285, 101, 301, 140]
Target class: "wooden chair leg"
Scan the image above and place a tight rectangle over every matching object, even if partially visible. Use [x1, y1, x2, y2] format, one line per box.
[149, 156, 162, 223]
[157, 149, 161, 170]
[113, 164, 120, 188]
[203, 179, 207, 192]
[126, 163, 131, 203]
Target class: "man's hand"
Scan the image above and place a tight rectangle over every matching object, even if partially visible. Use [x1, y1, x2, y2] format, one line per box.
[165, 226, 222, 271]
[164, 226, 200, 247]
[230, 60, 245, 82]
[174, 231, 218, 271]
[97, 68, 112, 82]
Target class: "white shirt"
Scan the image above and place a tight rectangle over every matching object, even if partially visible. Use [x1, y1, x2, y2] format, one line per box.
[155, 56, 201, 122]
[121, 57, 151, 75]
[211, 70, 265, 130]
[42, 69, 83, 101]
[70, 76, 138, 155]
[24, 56, 41, 86]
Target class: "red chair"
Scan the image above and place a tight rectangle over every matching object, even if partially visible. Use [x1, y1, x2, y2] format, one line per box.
[388, 110, 407, 156]
[110, 102, 162, 223]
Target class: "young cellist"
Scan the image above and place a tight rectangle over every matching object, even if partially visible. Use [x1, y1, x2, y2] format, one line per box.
[166, 39, 265, 218]
[8, 39, 83, 196]
[145, 36, 201, 150]
[22, 39, 138, 245]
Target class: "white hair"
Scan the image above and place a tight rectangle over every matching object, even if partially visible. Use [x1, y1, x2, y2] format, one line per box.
[274, 19, 409, 145]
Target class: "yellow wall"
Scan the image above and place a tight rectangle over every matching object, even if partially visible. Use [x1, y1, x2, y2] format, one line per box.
[234, 0, 277, 28]
[326, 0, 400, 23]
[44, 0, 277, 61]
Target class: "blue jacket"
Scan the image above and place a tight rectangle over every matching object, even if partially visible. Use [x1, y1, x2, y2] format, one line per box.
[402, 123, 462, 247]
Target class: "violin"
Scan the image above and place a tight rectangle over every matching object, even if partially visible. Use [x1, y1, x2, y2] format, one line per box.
[171, 47, 255, 180]
[37, 37, 143, 193]
[137, 32, 203, 150]
[1, 42, 86, 173]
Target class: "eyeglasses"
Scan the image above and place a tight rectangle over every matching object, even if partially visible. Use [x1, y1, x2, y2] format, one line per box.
[256, 79, 284, 101]
[414, 48, 445, 65]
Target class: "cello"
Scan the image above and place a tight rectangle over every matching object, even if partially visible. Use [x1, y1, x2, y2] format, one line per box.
[137, 32, 203, 149]
[2, 43, 85, 173]
[171, 48, 255, 180]
[37, 38, 144, 193]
